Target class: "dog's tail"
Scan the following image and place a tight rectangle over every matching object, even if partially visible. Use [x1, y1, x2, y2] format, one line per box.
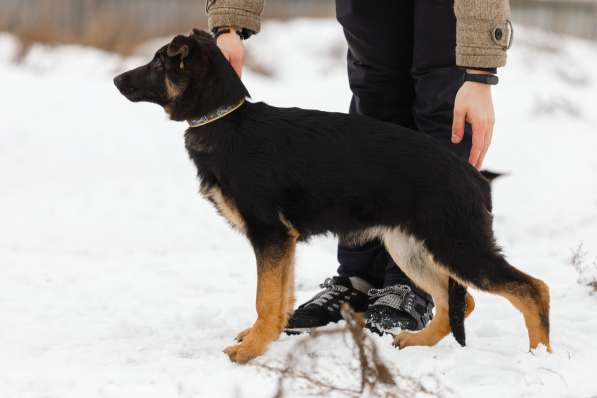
[480, 169, 505, 183]
[448, 277, 467, 347]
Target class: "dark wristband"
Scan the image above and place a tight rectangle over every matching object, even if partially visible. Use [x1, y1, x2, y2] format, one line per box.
[464, 72, 499, 85]
[471, 67, 497, 74]
[212, 26, 255, 40]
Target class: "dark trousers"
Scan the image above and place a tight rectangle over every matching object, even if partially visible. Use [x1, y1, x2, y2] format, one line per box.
[335, 0, 473, 288]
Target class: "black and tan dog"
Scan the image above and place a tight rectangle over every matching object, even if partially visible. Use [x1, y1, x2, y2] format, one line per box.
[114, 30, 552, 364]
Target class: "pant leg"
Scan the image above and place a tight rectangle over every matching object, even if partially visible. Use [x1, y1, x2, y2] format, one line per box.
[336, 239, 387, 288]
[336, 0, 416, 126]
[335, 0, 415, 288]
[412, 0, 473, 159]
[379, 0, 471, 296]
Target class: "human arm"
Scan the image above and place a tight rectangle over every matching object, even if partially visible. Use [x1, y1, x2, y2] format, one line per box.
[451, 0, 512, 169]
[451, 70, 495, 169]
[206, 0, 265, 77]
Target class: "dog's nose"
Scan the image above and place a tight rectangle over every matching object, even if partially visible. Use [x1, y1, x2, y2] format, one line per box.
[113, 74, 125, 89]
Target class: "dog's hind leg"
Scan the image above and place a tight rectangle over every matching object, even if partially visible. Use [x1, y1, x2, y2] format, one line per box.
[224, 224, 298, 364]
[391, 276, 475, 349]
[417, 199, 551, 352]
[482, 259, 551, 352]
[499, 274, 551, 352]
[436, 249, 551, 352]
[382, 229, 476, 349]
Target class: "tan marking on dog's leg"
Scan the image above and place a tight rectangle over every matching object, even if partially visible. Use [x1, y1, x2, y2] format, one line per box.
[236, 238, 297, 343]
[224, 238, 297, 363]
[498, 278, 551, 352]
[277, 212, 298, 320]
[464, 291, 475, 317]
[394, 303, 451, 349]
[394, 289, 475, 349]
[278, 212, 300, 240]
[234, 327, 252, 343]
[281, 250, 296, 322]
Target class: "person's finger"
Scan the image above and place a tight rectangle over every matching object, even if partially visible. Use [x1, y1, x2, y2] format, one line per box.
[469, 119, 485, 169]
[477, 120, 494, 169]
[451, 108, 466, 144]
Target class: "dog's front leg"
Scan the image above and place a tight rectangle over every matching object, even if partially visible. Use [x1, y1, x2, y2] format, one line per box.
[224, 232, 297, 364]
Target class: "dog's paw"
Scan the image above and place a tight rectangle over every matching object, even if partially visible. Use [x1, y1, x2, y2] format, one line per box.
[223, 342, 265, 364]
[392, 330, 419, 349]
[234, 327, 253, 343]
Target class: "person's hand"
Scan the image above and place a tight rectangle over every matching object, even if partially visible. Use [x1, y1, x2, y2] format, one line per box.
[216, 28, 245, 77]
[451, 70, 496, 170]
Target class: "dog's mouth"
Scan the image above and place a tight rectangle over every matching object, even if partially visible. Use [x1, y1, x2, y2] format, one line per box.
[121, 91, 150, 103]
[113, 79, 159, 104]
[113, 74, 149, 103]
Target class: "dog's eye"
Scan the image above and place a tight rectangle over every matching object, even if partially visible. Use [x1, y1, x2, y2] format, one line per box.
[151, 57, 164, 71]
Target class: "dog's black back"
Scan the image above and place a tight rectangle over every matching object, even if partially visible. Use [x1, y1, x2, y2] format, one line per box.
[187, 101, 492, 250]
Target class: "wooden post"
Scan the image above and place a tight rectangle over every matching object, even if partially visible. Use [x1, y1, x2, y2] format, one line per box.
[593, 3, 597, 40]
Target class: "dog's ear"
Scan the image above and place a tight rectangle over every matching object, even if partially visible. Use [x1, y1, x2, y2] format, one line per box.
[192, 28, 215, 43]
[167, 35, 190, 68]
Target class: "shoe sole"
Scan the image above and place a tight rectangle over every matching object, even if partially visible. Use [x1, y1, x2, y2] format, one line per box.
[283, 328, 311, 335]
[283, 321, 343, 336]
[285, 325, 403, 337]
[283, 311, 373, 336]
[285, 324, 403, 337]
[366, 320, 406, 336]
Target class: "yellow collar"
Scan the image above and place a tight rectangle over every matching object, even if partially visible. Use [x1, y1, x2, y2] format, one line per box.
[187, 98, 246, 128]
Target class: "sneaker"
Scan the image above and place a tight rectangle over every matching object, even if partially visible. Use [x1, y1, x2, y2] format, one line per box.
[284, 276, 371, 334]
[365, 284, 433, 335]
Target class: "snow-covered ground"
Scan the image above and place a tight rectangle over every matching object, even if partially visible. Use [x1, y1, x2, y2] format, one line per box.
[1, 19, 597, 398]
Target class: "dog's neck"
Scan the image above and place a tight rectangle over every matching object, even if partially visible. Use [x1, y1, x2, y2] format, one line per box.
[174, 46, 250, 125]
[187, 97, 246, 128]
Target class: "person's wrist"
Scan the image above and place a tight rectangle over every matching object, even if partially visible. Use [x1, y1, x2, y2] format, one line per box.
[465, 69, 493, 75]
[463, 81, 493, 92]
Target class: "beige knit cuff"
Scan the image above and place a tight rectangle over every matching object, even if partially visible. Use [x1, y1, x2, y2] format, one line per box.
[456, 20, 512, 68]
[456, 50, 507, 69]
[208, 10, 261, 33]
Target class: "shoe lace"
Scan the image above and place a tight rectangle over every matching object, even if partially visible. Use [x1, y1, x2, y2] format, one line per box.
[306, 277, 349, 307]
[368, 285, 433, 328]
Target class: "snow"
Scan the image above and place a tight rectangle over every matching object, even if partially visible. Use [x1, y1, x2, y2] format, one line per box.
[1, 19, 597, 397]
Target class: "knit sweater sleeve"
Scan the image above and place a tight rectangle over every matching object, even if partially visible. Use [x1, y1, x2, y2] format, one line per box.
[454, 0, 513, 68]
[206, 0, 264, 34]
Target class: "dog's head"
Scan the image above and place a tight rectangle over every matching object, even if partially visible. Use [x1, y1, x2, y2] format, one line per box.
[113, 29, 248, 121]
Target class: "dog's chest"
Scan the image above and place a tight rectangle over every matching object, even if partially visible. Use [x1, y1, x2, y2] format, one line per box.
[184, 132, 247, 233]
[185, 131, 215, 155]
[201, 184, 247, 234]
